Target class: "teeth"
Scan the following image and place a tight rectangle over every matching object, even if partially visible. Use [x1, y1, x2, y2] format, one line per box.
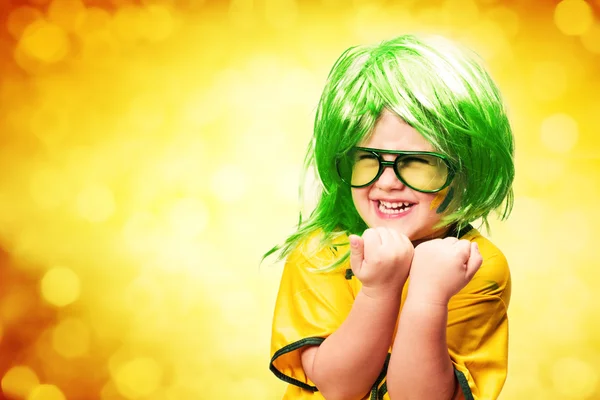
[378, 201, 413, 214]
[380, 201, 411, 209]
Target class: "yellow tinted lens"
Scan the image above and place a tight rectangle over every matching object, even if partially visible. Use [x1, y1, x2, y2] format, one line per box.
[398, 155, 448, 191]
[351, 152, 380, 186]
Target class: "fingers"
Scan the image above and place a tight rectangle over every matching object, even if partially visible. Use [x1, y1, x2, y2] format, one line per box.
[362, 228, 382, 248]
[453, 239, 472, 263]
[375, 227, 390, 247]
[365, 227, 397, 249]
[465, 242, 483, 279]
[349, 234, 365, 274]
[387, 227, 402, 245]
[388, 228, 413, 254]
[358, 228, 412, 267]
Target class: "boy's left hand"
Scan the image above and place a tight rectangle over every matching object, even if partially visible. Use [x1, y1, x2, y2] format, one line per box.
[407, 238, 482, 305]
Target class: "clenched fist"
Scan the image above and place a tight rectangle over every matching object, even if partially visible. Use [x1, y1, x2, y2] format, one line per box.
[408, 237, 482, 305]
[349, 227, 414, 300]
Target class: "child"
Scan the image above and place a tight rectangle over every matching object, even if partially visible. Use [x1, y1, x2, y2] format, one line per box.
[268, 34, 515, 400]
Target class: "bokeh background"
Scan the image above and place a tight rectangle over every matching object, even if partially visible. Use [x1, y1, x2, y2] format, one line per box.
[0, 0, 598, 399]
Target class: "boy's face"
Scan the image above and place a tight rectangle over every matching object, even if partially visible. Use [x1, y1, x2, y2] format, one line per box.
[351, 110, 450, 244]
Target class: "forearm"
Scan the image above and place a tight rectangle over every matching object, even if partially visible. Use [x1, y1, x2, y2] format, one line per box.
[307, 289, 401, 400]
[387, 296, 457, 400]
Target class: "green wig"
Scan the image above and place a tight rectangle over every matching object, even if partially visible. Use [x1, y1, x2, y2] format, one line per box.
[266, 34, 515, 269]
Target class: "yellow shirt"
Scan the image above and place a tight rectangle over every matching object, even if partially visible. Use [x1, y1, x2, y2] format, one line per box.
[270, 225, 511, 400]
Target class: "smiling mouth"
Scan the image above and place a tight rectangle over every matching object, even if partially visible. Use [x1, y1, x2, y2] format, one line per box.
[377, 200, 414, 215]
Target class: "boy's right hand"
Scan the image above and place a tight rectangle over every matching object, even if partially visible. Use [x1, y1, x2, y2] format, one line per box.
[349, 227, 414, 300]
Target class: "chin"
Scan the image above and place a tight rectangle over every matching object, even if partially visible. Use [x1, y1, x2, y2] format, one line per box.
[364, 217, 417, 238]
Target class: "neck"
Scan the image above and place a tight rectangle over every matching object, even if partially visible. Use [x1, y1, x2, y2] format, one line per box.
[411, 225, 453, 247]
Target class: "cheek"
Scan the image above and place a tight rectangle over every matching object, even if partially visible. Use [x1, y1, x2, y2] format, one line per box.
[416, 193, 442, 220]
[351, 188, 370, 214]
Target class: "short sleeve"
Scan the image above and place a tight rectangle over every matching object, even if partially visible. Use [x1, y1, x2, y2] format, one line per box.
[269, 238, 355, 391]
[447, 233, 511, 400]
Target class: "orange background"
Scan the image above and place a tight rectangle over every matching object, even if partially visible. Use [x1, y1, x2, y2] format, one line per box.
[0, 0, 599, 399]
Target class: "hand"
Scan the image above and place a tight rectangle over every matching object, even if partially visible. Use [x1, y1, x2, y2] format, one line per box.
[407, 237, 482, 305]
[349, 227, 414, 300]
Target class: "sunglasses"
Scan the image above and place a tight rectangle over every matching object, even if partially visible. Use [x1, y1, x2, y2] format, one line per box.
[336, 147, 455, 193]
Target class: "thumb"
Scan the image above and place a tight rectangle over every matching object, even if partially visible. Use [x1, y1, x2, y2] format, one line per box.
[465, 242, 483, 280]
[349, 234, 364, 273]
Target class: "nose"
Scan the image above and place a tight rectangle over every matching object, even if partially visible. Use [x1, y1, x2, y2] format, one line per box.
[374, 164, 405, 190]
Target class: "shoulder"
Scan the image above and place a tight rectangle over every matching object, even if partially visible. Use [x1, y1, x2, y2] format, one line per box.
[276, 229, 354, 305]
[279, 230, 351, 294]
[460, 228, 511, 301]
[286, 229, 350, 272]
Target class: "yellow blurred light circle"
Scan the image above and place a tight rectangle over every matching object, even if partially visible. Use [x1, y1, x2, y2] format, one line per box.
[211, 165, 248, 203]
[18, 20, 70, 63]
[507, 197, 546, 240]
[0, 192, 13, 229]
[221, 289, 259, 327]
[413, 7, 445, 28]
[52, 317, 91, 358]
[100, 381, 120, 400]
[540, 113, 578, 153]
[554, 0, 594, 36]
[30, 105, 70, 147]
[536, 273, 591, 344]
[113, 357, 163, 399]
[76, 7, 111, 34]
[139, 0, 171, 4]
[47, 0, 87, 32]
[352, 0, 385, 5]
[281, 68, 319, 106]
[13, 45, 44, 74]
[530, 61, 567, 101]
[213, 67, 251, 111]
[234, 379, 271, 399]
[556, 210, 592, 253]
[466, 20, 510, 61]
[80, 30, 119, 63]
[181, 91, 223, 128]
[441, 0, 479, 27]
[276, 164, 301, 202]
[581, 23, 600, 53]
[552, 357, 598, 399]
[27, 384, 66, 400]
[111, 5, 146, 44]
[122, 211, 160, 253]
[6, 6, 44, 39]
[321, 0, 349, 5]
[0, 288, 35, 323]
[29, 168, 68, 210]
[524, 158, 566, 187]
[41, 267, 81, 307]
[167, 197, 209, 237]
[1, 366, 40, 399]
[229, 0, 257, 29]
[486, 6, 520, 38]
[144, 5, 175, 42]
[128, 96, 166, 132]
[264, 0, 298, 30]
[76, 184, 116, 223]
[125, 275, 164, 313]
